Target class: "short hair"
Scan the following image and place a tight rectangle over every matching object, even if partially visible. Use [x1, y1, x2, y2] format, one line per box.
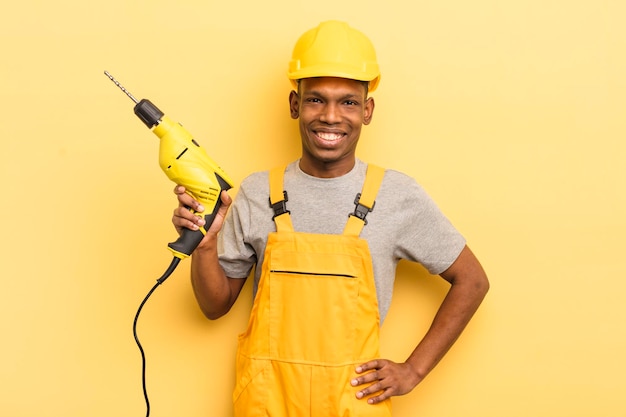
[296, 79, 369, 97]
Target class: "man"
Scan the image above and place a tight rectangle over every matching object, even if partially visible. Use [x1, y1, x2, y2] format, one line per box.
[173, 20, 489, 416]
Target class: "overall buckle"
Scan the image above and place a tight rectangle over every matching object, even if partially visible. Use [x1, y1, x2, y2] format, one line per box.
[350, 193, 375, 225]
[269, 191, 290, 219]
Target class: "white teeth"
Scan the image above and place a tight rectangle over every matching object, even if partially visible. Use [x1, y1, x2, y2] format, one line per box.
[317, 132, 343, 140]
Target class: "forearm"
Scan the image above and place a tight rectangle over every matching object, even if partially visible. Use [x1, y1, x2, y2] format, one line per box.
[404, 245, 489, 382]
[190, 235, 240, 320]
[405, 274, 488, 380]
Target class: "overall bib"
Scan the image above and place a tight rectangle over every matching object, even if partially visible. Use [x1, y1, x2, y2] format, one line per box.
[233, 165, 392, 417]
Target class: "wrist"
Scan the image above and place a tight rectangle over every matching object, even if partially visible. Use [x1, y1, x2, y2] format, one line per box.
[404, 358, 429, 384]
[195, 233, 219, 252]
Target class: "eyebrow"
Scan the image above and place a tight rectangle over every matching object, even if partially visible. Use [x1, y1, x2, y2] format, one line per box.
[304, 90, 364, 101]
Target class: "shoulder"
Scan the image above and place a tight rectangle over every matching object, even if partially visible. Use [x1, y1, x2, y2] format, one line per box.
[237, 161, 301, 203]
[380, 167, 418, 186]
[372, 166, 449, 222]
[377, 167, 427, 201]
[240, 170, 269, 190]
[239, 161, 300, 188]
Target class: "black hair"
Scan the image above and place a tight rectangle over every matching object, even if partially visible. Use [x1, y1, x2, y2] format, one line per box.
[296, 78, 370, 97]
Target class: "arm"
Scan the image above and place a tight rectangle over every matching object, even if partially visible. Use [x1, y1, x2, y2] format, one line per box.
[352, 245, 489, 404]
[172, 186, 247, 320]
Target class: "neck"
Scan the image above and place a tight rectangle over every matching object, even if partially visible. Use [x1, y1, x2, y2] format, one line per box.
[298, 157, 356, 178]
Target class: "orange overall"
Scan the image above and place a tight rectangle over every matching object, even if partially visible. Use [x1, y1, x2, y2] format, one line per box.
[233, 165, 392, 417]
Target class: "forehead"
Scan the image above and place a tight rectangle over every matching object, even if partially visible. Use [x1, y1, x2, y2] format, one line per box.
[299, 77, 367, 97]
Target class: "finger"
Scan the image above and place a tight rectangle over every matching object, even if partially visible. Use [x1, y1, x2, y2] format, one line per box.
[354, 379, 383, 399]
[176, 191, 205, 213]
[203, 191, 232, 234]
[173, 205, 205, 222]
[356, 359, 385, 374]
[354, 378, 395, 405]
[173, 207, 205, 229]
[351, 369, 380, 387]
[220, 190, 233, 206]
[364, 388, 393, 405]
[352, 359, 385, 388]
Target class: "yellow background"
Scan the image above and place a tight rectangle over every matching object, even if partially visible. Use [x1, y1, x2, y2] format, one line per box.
[2, 1, 625, 416]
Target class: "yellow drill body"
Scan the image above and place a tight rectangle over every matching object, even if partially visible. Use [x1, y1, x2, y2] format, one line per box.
[153, 116, 234, 258]
[105, 71, 233, 260]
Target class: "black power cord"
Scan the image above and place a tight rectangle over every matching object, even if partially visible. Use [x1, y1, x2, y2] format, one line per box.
[132, 257, 181, 417]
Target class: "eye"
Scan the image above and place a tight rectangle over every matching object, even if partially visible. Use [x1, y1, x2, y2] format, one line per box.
[344, 100, 359, 106]
[306, 97, 322, 103]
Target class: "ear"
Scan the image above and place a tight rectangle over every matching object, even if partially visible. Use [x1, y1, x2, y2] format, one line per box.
[363, 97, 375, 125]
[289, 90, 300, 119]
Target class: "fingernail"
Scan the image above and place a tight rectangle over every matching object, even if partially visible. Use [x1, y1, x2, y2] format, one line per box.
[197, 218, 206, 226]
[351, 379, 358, 386]
[356, 392, 363, 399]
[197, 205, 205, 212]
[355, 366, 362, 373]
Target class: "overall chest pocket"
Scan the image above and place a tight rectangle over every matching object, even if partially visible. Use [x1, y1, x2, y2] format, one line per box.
[268, 248, 365, 365]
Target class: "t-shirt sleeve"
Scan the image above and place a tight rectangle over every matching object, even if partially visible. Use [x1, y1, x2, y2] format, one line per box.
[386, 173, 466, 275]
[217, 184, 258, 279]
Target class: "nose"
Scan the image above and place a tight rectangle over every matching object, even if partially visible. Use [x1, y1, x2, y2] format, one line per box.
[319, 102, 340, 124]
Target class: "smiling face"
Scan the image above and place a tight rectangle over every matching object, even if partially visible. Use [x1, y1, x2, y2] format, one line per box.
[289, 77, 375, 178]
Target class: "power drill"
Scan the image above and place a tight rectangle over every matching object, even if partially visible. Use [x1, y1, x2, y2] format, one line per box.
[104, 71, 233, 264]
[105, 71, 234, 417]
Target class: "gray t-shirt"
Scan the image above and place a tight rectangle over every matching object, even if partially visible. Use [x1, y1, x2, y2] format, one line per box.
[218, 159, 466, 322]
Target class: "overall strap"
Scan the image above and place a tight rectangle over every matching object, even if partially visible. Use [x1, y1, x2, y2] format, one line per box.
[343, 164, 385, 237]
[269, 166, 294, 232]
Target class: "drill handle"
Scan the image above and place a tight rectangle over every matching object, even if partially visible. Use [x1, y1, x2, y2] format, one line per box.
[167, 199, 223, 259]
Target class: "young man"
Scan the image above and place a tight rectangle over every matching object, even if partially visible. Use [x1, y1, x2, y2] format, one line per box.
[173, 21, 489, 416]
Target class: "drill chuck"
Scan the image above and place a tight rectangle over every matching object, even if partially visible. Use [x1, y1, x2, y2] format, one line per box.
[134, 99, 165, 129]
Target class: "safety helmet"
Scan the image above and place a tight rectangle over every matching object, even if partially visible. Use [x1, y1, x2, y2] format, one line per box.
[287, 20, 381, 92]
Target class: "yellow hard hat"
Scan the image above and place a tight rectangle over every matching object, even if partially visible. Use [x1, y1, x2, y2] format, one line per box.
[287, 20, 381, 92]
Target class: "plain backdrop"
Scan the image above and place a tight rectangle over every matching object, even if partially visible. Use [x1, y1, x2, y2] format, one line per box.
[1, 1, 625, 416]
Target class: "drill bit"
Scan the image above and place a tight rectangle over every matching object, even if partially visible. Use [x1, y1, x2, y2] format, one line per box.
[104, 71, 139, 104]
